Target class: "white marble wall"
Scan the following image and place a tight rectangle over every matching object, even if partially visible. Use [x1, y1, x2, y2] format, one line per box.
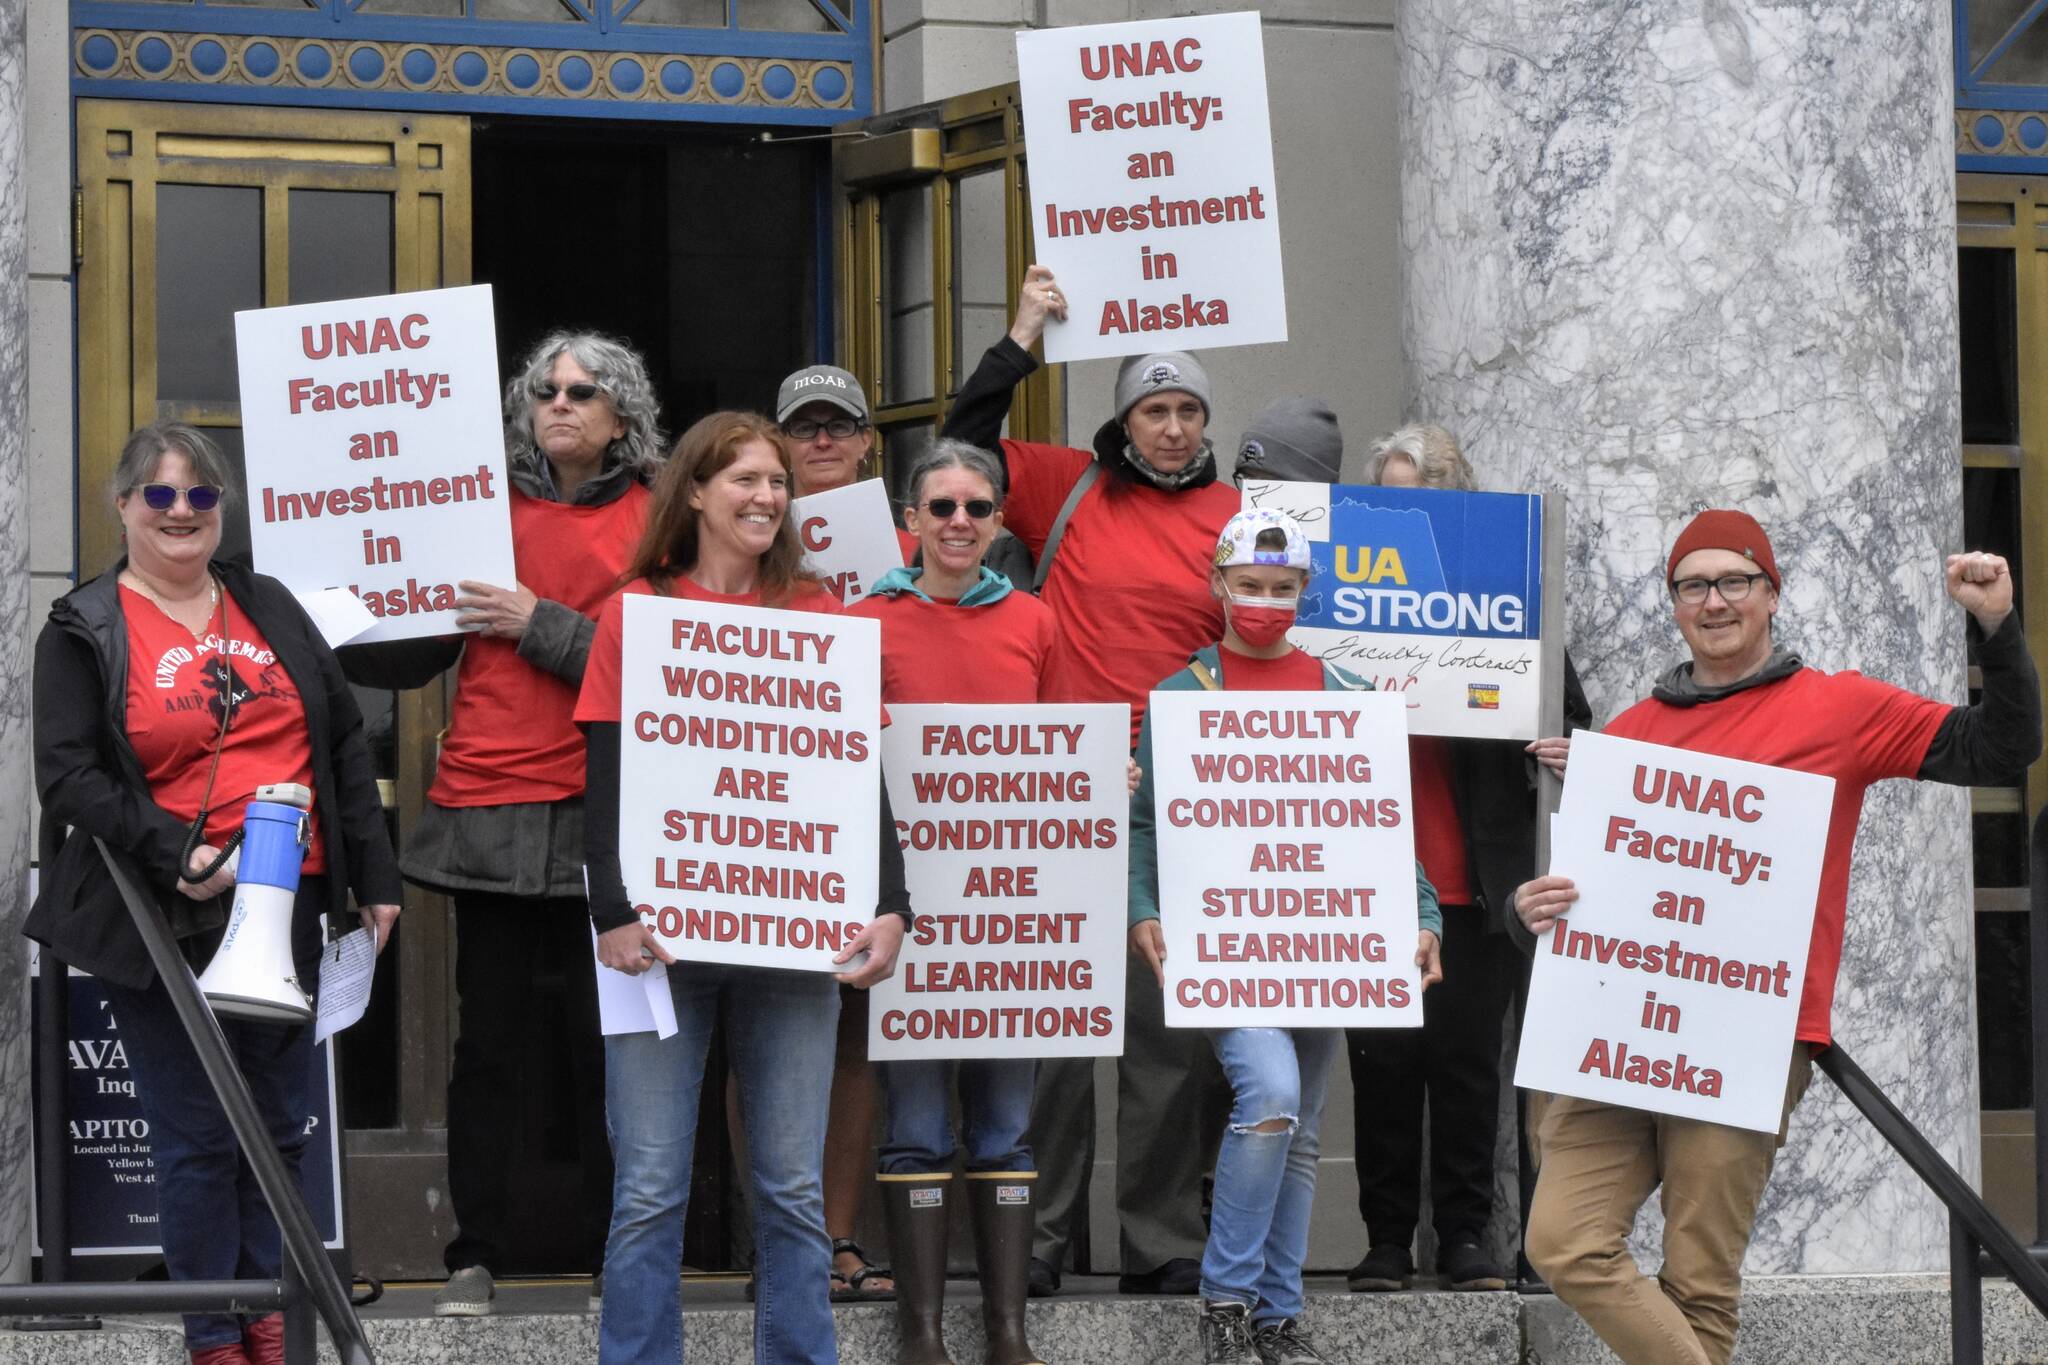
[0, 0, 31, 1282]
[1401, 0, 1972, 1273]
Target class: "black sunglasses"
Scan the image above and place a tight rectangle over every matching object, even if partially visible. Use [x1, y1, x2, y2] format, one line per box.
[136, 483, 223, 512]
[532, 381, 602, 403]
[920, 498, 997, 520]
[783, 416, 867, 441]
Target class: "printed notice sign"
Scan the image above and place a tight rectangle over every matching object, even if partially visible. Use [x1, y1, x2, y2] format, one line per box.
[1514, 731, 1833, 1133]
[235, 284, 515, 643]
[1016, 12, 1286, 362]
[616, 594, 882, 973]
[1147, 690, 1422, 1028]
[871, 704, 1130, 1060]
[794, 479, 906, 606]
[1241, 480, 1546, 740]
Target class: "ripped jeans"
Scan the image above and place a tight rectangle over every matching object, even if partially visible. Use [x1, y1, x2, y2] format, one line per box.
[1202, 1027, 1340, 1323]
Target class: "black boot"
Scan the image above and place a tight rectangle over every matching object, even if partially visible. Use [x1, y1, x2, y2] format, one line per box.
[967, 1172, 1047, 1365]
[879, 1174, 956, 1365]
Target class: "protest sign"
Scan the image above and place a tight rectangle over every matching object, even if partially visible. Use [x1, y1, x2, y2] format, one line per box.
[1514, 731, 1833, 1132]
[870, 704, 1129, 1059]
[1241, 480, 1546, 740]
[793, 479, 905, 605]
[616, 594, 882, 973]
[235, 285, 515, 642]
[30, 953, 343, 1260]
[1016, 12, 1285, 363]
[1148, 690, 1421, 1028]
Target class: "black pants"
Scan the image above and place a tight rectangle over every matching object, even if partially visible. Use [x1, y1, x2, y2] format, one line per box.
[444, 891, 612, 1274]
[1346, 905, 1514, 1247]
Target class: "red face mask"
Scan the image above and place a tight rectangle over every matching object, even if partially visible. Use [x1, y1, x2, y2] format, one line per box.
[1224, 593, 1298, 649]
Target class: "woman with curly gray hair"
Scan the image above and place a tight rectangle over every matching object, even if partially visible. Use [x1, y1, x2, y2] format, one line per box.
[339, 329, 664, 1317]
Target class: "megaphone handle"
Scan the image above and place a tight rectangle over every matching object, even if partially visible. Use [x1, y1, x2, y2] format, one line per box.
[178, 815, 244, 885]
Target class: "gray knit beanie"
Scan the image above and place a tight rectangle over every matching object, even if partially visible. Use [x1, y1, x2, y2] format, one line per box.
[1235, 396, 1343, 484]
[1113, 351, 1213, 421]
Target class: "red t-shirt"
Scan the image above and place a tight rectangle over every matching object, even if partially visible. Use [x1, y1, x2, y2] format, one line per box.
[575, 575, 846, 726]
[122, 586, 326, 873]
[1604, 667, 1950, 1045]
[1407, 736, 1473, 905]
[430, 485, 651, 806]
[1212, 646, 1327, 692]
[1000, 440, 1237, 747]
[847, 588, 1058, 705]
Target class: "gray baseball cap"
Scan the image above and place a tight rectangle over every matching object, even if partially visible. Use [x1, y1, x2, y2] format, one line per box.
[776, 365, 870, 424]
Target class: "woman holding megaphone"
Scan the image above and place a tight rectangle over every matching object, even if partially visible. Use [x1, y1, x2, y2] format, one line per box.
[28, 423, 401, 1365]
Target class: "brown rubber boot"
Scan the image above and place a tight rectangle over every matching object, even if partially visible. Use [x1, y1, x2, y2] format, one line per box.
[967, 1172, 1047, 1365]
[879, 1173, 956, 1365]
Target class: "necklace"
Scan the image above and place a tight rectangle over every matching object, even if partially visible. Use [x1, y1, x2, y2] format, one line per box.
[125, 570, 220, 639]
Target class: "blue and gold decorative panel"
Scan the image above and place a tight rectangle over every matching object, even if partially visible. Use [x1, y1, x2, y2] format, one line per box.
[72, 0, 869, 123]
[1957, 0, 2048, 171]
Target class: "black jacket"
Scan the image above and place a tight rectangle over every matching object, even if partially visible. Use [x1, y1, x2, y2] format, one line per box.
[28, 560, 404, 990]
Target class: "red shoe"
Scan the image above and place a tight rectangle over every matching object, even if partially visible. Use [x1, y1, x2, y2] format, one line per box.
[190, 1342, 254, 1365]
[241, 1313, 284, 1365]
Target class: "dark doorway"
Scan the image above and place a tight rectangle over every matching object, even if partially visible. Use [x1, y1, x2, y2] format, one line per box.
[474, 116, 826, 440]
[455, 117, 826, 1275]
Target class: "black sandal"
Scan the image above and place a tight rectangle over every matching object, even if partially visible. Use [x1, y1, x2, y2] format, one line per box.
[829, 1237, 895, 1302]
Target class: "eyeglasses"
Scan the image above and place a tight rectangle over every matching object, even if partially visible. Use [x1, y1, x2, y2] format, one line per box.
[920, 498, 997, 520]
[135, 483, 223, 513]
[782, 417, 866, 441]
[1671, 572, 1770, 604]
[532, 381, 602, 403]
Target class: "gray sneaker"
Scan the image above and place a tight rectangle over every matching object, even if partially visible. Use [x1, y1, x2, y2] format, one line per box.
[1254, 1317, 1330, 1365]
[1199, 1300, 1260, 1365]
[434, 1265, 495, 1317]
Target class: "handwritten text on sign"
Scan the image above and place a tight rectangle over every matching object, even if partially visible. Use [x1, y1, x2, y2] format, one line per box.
[1016, 12, 1286, 362]
[871, 704, 1130, 1059]
[1514, 731, 1832, 1133]
[793, 479, 906, 606]
[235, 285, 515, 643]
[1241, 480, 1546, 740]
[617, 595, 882, 973]
[1149, 691, 1421, 1028]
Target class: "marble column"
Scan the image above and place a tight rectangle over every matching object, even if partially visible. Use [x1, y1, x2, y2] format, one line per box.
[0, 0, 32, 1281]
[1401, 1, 1969, 1273]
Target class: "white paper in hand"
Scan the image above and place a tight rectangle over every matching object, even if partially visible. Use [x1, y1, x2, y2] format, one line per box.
[591, 926, 678, 1039]
[314, 929, 376, 1044]
[295, 588, 381, 649]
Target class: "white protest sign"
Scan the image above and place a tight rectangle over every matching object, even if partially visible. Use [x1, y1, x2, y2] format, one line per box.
[1514, 731, 1833, 1133]
[617, 594, 881, 973]
[870, 704, 1130, 1060]
[1016, 12, 1286, 363]
[794, 479, 905, 605]
[1149, 690, 1421, 1028]
[235, 285, 514, 643]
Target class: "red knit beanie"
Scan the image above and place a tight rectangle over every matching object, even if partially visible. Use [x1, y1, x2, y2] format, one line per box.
[1665, 509, 1780, 590]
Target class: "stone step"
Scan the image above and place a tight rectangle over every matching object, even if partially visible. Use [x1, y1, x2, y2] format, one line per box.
[1, 1275, 2045, 1363]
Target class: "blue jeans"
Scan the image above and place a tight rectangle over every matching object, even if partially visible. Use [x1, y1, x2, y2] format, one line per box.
[877, 1058, 1036, 1174]
[99, 975, 314, 1351]
[1202, 1027, 1339, 1325]
[600, 963, 840, 1365]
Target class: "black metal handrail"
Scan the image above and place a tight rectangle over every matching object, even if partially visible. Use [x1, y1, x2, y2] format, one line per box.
[11, 840, 375, 1365]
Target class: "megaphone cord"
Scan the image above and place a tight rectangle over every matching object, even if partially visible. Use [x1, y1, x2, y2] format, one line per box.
[178, 577, 240, 886]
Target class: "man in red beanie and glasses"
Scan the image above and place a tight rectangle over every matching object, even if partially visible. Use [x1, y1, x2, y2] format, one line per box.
[1507, 509, 2041, 1365]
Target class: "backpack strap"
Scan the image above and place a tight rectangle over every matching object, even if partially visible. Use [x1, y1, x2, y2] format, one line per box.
[1186, 658, 1222, 691]
[1031, 460, 1103, 593]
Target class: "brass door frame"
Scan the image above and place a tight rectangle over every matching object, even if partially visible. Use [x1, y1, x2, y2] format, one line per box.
[1956, 172, 2048, 1243]
[835, 83, 1062, 477]
[75, 98, 472, 1275]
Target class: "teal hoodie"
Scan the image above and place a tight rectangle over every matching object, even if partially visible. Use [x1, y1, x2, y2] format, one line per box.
[1128, 644, 1441, 936]
[865, 564, 1014, 608]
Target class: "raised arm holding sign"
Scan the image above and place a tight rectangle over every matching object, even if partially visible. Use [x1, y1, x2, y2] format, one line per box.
[1511, 510, 2042, 1365]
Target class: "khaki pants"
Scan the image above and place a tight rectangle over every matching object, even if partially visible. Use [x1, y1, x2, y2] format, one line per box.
[1524, 1047, 1814, 1365]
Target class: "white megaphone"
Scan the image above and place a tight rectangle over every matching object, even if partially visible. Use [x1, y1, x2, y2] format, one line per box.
[196, 784, 315, 1023]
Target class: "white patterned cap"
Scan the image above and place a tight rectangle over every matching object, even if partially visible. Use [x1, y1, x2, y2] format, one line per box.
[1213, 508, 1312, 571]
